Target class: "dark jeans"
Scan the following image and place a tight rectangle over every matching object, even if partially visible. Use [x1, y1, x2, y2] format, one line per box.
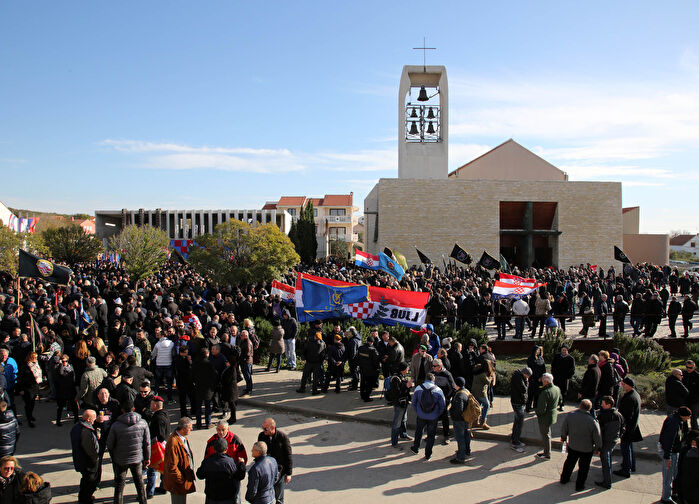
[194, 397, 212, 427]
[324, 364, 343, 391]
[274, 474, 286, 504]
[23, 392, 36, 421]
[391, 403, 408, 445]
[620, 439, 636, 474]
[453, 419, 471, 460]
[598, 315, 608, 337]
[439, 409, 450, 439]
[560, 448, 593, 488]
[300, 362, 323, 392]
[178, 387, 194, 419]
[348, 361, 359, 389]
[154, 366, 174, 400]
[266, 353, 283, 372]
[599, 448, 613, 486]
[412, 417, 438, 459]
[241, 363, 253, 394]
[79, 468, 100, 504]
[613, 316, 625, 335]
[496, 318, 507, 339]
[511, 403, 525, 445]
[553, 377, 568, 407]
[531, 316, 545, 337]
[514, 317, 525, 339]
[360, 374, 377, 401]
[113, 461, 147, 504]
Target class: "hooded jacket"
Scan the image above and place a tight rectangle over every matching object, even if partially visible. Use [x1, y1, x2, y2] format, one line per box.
[106, 411, 150, 466]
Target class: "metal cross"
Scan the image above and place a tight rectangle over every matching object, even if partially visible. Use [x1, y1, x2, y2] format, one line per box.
[413, 37, 436, 71]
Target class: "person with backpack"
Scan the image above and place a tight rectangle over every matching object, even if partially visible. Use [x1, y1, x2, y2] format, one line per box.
[409, 372, 446, 461]
[387, 362, 413, 447]
[595, 395, 625, 489]
[449, 377, 477, 464]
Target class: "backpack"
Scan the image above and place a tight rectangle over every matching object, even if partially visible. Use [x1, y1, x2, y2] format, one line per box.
[384, 375, 401, 404]
[419, 385, 438, 414]
[459, 389, 482, 425]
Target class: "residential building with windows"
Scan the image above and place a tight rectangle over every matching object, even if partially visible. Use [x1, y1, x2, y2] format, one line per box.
[670, 233, 699, 258]
[263, 193, 359, 258]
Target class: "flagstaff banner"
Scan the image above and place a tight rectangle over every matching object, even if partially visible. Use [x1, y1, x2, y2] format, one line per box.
[294, 272, 428, 327]
[354, 250, 380, 271]
[271, 280, 295, 301]
[19, 250, 72, 284]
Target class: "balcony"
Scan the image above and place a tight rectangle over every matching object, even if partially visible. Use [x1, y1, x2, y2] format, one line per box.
[324, 215, 352, 223]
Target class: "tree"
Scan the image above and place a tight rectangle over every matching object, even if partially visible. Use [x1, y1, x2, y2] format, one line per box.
[110, 225, 170, 282]
[43, 224, 103, 265]
[329, 238, 349, 259]
[0, 223, 49, 277]
[290, 202, 318, 263]
[188, 220, 299, 285]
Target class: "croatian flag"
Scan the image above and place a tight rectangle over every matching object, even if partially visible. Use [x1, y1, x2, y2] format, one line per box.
[354, 250, 380, 271]
[492, 274, 547, 299]
[271, 280, 295, 302]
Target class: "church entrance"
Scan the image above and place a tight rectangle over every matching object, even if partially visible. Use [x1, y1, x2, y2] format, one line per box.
[499, 201, 560, 269]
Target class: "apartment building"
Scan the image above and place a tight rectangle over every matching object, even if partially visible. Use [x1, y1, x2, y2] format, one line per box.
[262, 193, 359, 258]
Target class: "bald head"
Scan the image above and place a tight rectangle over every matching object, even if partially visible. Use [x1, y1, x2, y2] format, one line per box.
[83, 409, 96, 424]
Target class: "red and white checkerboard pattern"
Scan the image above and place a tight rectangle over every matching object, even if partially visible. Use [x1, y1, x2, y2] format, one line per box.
[345, 301, 374, 319]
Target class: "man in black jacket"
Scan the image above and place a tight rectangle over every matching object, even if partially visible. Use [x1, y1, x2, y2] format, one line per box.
[146, 396, 170, 498]
[683, 360, 699, 430]
[388, 362, 413, 447]
[510, 367, 531, 452]
[323, 334, 345, 394]
[614, 377, 643, 479]
[659, 406, 692, 503]
[280, 310, 298, 370]
[344, 326, 361, 390]
[296, 332, 326, 395]
[196, 437, 246, 503]
[192, 348, 218, 429]
[71, 409, 100, 504]
[579, 355, 600, 402]
[551, 345, 575, 411]
[665, 368, 689, 416]
[595, 396, 624, 489]
[432, 358, 456, 445]
[258, 417, 292, 504]
[356, 336, 381, 402]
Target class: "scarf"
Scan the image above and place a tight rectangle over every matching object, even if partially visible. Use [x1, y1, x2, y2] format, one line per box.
[29, 361, 43, 384]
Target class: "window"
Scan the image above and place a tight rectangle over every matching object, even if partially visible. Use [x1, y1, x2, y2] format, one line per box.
[313, 209, 318, 217]
[288, 208, 296, 216]
[329, 226, 346, 239]
[692, 242, 696, 248]
[329, 209, 346, 216]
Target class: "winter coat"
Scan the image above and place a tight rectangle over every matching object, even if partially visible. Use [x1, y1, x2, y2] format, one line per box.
[163, 432, 196, 495]
[192, 358, 218, 401]
[327, 342, 345, 367]
[303, 338, 326, 364]
[280, 312, 298, 340]
[659, 412, 686, 458]
[0, 469, 25, 504]
[17, 365, 40, 399]
[56, 362, 77, 400]
[449, 388, 469, 422]
[561, 409, 601, 453]
[598, 360, 617, 397]
[386, 342, 406, 374]
[79, 365, 107, 406]
[196, 453, 245, 501]
[0, 411, 19, 457]
[551, 353, 575, 381]
[527, 347, 546, 379]
[410, 352, 433, 384]
[237, 338, 253, 365]
[580, 363, 601, 400]
[205, 431, 248, 464]
[257, 428, 293, 477]
[345, 334, 361, 364]
[18, 482, 51, 504]
[356, 344, 380, 377]
[269, 327, 285, 355]
[220, 364, 240, 404]
[106, 411, 150, 466]
[245, 455, 278, 504]
[411, 380, 446, 421]
[666, 374, 689, 408]
[535, 383, 561, 426]
[149, 409, 170, 443]
[471, 370, 491, 400]
[70, 420, 99, 472]
[597, 407, 624, 450]
[618, 388, 643, 443]
[510, 370, 528, 405]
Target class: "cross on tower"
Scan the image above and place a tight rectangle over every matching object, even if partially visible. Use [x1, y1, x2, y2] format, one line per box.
[413, 37, 436, 72]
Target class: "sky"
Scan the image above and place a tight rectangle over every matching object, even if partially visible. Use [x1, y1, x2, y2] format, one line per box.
[1, 1, 699, 234]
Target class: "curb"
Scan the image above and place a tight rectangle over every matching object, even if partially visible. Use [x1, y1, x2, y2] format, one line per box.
[238, 397, 661, 461]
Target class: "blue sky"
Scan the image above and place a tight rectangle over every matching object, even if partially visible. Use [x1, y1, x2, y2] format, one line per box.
[1, 1, 699, 233]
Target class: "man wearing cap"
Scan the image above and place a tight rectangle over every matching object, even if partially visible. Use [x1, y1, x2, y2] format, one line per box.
[449, 377, 472, 464]
[388, 362, 413, 447]
[510, 367, 532, 452]
[535, 373, 561, 460]
[615, 376, 643, 479]
[356, 336, 381, 402]
[146, 395, 170, 498]
[112, 370, 137, 405]
[551, 345, 575, 412]
[197, 437, 246, 504]
[659, 406, 693, 503]
[410, 344, 433, 387]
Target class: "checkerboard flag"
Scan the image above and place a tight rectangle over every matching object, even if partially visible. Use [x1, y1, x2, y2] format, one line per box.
[614, 246, 631, 264]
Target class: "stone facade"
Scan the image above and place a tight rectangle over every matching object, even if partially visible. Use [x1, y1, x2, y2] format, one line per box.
[365, 178, 622, 270]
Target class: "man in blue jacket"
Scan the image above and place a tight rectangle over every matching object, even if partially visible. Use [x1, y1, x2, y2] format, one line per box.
[246, 441, 278, 504]
[409, 373, 446, 461]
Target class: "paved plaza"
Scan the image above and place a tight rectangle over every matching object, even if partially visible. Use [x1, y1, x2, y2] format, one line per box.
[14, 365, 667, 504]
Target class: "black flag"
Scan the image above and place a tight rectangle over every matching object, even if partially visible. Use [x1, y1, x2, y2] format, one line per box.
[478, 250, 501, 270]
[18, 250, 72, 284]
[449, 244, 472, 265]
[614, 246, 631, 264]
[415, 247, 431, 264]
[383, 247, 394, 260]
[171, 248, 188, 265]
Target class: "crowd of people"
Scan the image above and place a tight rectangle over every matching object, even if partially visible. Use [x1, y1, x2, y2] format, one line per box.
[0, 257, 697, 502]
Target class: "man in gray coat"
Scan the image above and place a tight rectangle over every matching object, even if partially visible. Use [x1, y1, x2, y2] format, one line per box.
[106, 399, 150, 504]
[559, 399, 602, 491]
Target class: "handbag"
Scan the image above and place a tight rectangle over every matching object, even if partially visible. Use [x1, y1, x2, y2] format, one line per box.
[150, 440, 166, 473]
